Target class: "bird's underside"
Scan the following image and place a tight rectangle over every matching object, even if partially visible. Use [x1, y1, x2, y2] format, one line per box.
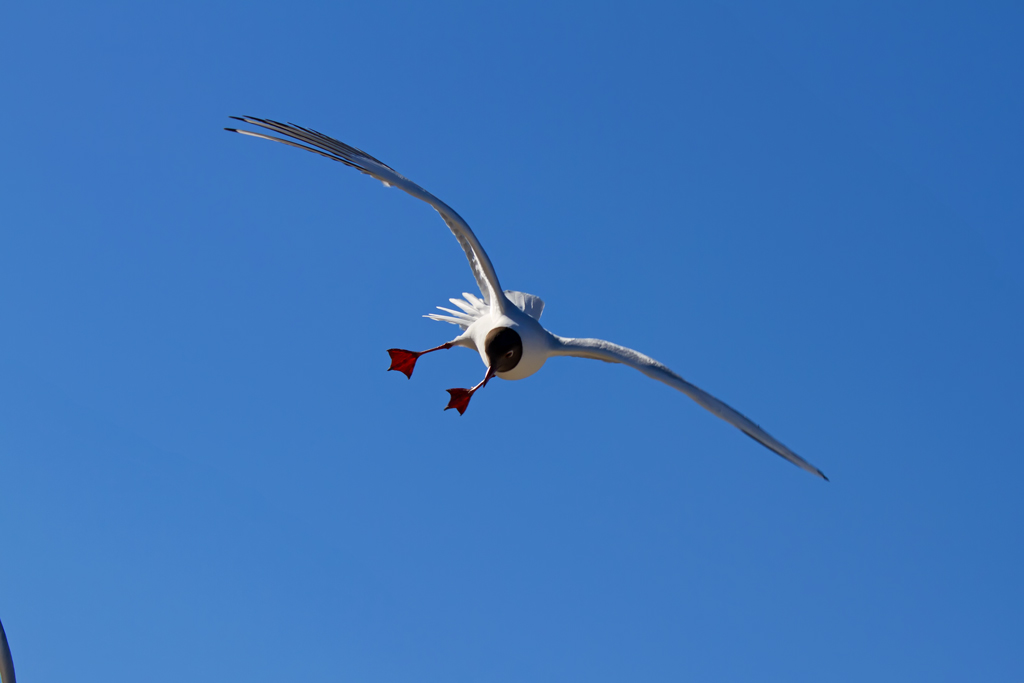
[226, 116, 828, 480]
[386, 290, 539, 415]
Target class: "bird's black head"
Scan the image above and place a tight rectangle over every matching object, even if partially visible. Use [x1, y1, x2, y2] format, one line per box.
[485, 327, 523, 373]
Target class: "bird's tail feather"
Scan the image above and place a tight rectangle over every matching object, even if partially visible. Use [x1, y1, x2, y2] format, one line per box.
[424, 293, 489, 330]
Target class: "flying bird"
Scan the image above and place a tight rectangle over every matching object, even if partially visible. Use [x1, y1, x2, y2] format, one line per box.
[226, 116, 827, 480]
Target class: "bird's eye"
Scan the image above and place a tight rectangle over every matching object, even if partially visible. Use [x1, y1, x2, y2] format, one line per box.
[505, 351, 513, 358]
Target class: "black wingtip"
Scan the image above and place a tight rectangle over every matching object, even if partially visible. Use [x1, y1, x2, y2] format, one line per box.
[0, 616, 14, 683]
[819, 472, 830, 482]
[224, 127, 239, 132]
[228, 115, 247, 122]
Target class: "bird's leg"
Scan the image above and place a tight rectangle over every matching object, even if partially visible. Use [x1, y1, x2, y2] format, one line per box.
[387, 342, 453, 379]
[445, 366, 496, 415]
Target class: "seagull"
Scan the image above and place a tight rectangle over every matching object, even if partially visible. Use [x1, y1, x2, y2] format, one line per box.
[226, 116, 827, 480]
[0, 616, 15, 683]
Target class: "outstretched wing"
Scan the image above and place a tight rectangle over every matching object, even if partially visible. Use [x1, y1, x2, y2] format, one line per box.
[226, 116, 506, 310]
[551, 336, 827, 479]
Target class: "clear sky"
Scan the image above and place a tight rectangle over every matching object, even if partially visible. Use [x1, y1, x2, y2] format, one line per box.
[1, 1, 1022, 681]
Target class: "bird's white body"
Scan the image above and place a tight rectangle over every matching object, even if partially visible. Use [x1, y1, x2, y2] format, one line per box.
[440, 291, 554, 381]
[228, 116, 828, 480]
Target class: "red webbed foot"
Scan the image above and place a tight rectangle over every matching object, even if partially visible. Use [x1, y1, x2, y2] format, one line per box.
[444, 367, 494, 415]
[444, 388, 474, 415]
[387, 342, 454, 379]
[387, 349, 420, 379]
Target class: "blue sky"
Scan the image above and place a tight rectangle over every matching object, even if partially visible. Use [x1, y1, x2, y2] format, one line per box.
[1, 1, 1022, 681]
